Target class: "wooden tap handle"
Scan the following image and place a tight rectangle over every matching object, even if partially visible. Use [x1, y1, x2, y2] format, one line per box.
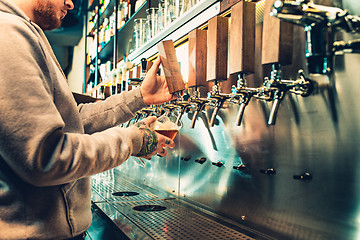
[229, 0, 256, 75]
[157, 40, 185, 94]
[207, 16, 229, 82]
[261, 0, 293, 65]
[188, 28, 208, 88]
[146, 60, 153, 73]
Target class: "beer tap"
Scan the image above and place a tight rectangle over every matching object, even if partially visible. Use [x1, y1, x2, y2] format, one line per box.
[207, 84, 231, 127]
[257, 65, 314, 125]
[172, 99, 192, 126]
[157, 40, 185, 100]
[206, 15, 231, 127]
[127, 106, 159, 127]
[232, 74, 259, 126]
[162, 103, 179, 116]
[189, 93, 209, 128]
[260, 0, 294, 125]
[128, 58, 147, 86]
[270, 0, 360, 74]
[228, 1, 256, 126]
[187, 28, 210, 128]
[263, 64, 287, 125]
[268, 0, 360, 123]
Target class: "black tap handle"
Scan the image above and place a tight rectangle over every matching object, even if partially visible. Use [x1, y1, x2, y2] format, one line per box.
[141, 58, 147, 72]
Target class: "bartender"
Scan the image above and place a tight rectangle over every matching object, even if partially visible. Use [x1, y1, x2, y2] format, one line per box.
[0, 0, 177, 239]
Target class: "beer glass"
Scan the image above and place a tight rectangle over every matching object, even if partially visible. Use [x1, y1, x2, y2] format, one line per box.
[133, 115, 181, 167]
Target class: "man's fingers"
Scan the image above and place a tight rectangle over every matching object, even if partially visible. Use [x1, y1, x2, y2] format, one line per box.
[148, 57, 161, 75]
[162, 137, 175, 148]
[141, 116, 157, 126]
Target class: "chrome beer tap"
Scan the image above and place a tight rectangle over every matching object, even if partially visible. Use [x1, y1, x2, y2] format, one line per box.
[206, 15, 230, 127]
[270, 0, 360, 74]
[173, 98, 192, 126]
[228, 0, 256, 126]
[162, 103, 179, 116]
[231, 73, 258, 126]
[188, 87, 210, 128]
[207, 82, 231, 127]
[256, 65, 314, 125]
[263, 64, 288, 125]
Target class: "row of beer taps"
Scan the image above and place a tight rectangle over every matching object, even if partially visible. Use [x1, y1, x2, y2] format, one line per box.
[126, 64, 314, 128]
[125, 0, 360, 129]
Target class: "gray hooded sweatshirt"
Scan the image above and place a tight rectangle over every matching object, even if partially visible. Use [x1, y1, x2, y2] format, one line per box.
[0, 0, 147, 239]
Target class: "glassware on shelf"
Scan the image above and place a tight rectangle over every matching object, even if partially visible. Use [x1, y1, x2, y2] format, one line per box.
[145, 8, 159, 42]
[133, 18, 147, 49]
[158, 0, 175, 32]
[174, 0, 190, 19]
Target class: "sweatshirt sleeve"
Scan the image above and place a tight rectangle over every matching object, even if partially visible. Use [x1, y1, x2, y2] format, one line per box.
[0, 17, 143, 186]
[77, 87, 147, 134]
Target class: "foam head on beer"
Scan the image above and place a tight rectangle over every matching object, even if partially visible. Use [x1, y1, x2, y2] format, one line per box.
[150, 115, 180, 140]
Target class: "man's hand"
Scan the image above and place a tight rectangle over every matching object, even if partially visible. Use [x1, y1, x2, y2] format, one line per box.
[140, 58, 176, 105]
[135, 116, 175, 159]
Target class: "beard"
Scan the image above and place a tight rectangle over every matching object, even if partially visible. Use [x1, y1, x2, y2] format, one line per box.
[33, 1, 62, 31]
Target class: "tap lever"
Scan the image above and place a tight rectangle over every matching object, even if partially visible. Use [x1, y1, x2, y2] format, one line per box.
[174, 100, 192, 125]
[235, 90, 257, 126]
[268, 93, 283, 125]
[232, 73, 259, 126]
[271, 0, 360, 32]
[157, 40, 185, 98]
[189, 97, 209, 128]
[207, 92, 231, 127]
[333, 39, 360, 54]
[287, 70, 315, 97]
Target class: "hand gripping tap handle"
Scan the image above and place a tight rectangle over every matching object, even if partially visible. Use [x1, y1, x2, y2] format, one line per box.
[157, 40, 185, 99]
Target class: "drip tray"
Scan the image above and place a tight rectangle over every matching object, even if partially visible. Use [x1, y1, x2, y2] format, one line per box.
[113, 199, 255, 240]
[91, 175, 258, 240]
[132, 204, 167, 212]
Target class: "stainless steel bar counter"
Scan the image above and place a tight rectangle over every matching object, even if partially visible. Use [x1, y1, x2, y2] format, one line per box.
[90, 170, 275, 240]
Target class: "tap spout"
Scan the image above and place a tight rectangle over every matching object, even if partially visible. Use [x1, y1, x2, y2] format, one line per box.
[174, 101, 192, 126]
[208, 94, 231, 127]
[190, 98, 208, 128]
[235, 91, 256, 126]
[268, 93, 283, 125]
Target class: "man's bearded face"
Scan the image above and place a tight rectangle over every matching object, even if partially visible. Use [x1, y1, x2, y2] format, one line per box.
[33, 0, 66, 31]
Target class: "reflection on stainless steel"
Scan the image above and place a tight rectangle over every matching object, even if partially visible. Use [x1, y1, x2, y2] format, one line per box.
[112, 34, 360, 240]
[92, 0, 360, 239]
